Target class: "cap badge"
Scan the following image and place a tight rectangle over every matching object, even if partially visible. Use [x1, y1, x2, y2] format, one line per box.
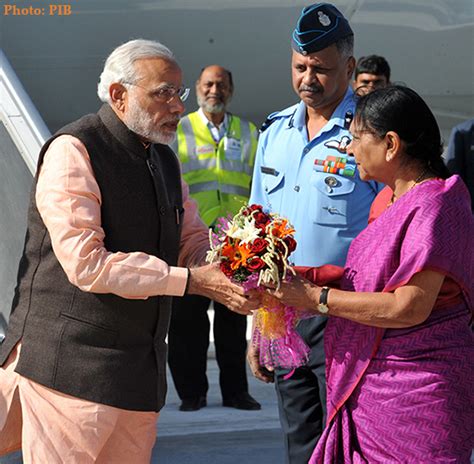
[318, 11, 331, 27]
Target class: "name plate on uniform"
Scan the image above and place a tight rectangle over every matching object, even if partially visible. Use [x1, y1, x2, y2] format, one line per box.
[260, 166, 278, 176]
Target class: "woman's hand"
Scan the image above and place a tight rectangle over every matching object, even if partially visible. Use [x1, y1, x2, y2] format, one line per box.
[266, 275, 321, 312]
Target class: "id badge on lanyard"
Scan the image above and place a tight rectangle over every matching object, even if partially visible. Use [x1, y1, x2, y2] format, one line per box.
[224, 136, 242, 160]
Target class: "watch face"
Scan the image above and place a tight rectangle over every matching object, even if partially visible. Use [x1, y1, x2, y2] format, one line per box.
[318, 303, 329, 314]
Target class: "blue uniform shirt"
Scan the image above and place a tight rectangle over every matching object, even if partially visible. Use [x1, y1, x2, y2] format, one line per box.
[250, 88, 382, 267]
[445, 118, 474, 211]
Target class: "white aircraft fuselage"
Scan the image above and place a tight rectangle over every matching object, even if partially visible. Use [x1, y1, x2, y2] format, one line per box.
[2, 0, 473, 138]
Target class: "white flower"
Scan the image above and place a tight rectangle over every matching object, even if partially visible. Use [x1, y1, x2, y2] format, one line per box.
[225, 216, 261, 244]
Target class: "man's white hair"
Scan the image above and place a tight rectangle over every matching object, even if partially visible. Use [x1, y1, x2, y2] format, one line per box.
[97, 39, 175, 103]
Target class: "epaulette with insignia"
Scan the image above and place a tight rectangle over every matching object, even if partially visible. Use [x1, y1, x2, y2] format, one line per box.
[344, 110, 353, 130]
[259, 106, 298, 133]
[260, 115, 278, 133]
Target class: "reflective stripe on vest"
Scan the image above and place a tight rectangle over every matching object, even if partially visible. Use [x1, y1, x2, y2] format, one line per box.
[182, 156, 217, 172]
[177, 116, 195, 165]
[178, 113, 255, 176]
[188, 181, 249, 197]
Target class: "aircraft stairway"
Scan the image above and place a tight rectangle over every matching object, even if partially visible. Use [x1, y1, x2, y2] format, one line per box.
[0, 49, 50, 340]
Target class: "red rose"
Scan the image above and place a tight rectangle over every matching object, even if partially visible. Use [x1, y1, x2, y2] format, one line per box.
[256, 223, 267, 235]
[248, 204, 263, 212]
[284, 236, 297, 253]
[220, 261, 234, 277]
[246, 257, 266, 272]
[249, 238, 268, 254]
[253, 211, 271, 227]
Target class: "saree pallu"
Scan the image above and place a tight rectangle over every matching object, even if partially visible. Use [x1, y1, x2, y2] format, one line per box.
[310, 176, 474, 463]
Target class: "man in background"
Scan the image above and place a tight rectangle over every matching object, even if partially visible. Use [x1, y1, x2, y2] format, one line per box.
[353, 54, 391, 95]
[248, 4, 382, 463]
[445, 118, 474, 211]
[169, 65, 260, 411]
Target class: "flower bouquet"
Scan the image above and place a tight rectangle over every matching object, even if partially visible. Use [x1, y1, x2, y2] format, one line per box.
[206, 204, 310, 374]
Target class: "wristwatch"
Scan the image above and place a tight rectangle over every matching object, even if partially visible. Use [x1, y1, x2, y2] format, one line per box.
[317, 287, 330, 314]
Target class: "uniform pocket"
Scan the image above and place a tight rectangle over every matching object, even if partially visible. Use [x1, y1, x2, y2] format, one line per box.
[310, 171, 355, 226]
[263, 171, 284, 194]
[262, 171, 285, 212]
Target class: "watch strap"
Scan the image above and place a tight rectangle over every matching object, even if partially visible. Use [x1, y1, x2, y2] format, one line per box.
[319, 286, 330, 305]
[317, 286, 330, 314]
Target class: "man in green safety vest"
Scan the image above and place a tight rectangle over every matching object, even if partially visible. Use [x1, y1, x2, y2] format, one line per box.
[168, 65, 260, 411]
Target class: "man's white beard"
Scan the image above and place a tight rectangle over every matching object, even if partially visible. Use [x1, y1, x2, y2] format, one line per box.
[124, 99, 177, 145]
[197, 95, 225, 114]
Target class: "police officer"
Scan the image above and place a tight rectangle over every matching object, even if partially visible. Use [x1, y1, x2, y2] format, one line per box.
[169, 65, 260, 411]
[247, 4, 382, 462]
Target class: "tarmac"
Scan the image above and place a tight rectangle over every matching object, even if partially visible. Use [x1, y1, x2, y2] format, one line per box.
[152, 314, 284, 463]
[151, 359, 284, 464]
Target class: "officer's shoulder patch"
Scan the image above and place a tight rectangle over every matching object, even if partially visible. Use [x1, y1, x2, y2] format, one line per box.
[259, 105, 298, 133]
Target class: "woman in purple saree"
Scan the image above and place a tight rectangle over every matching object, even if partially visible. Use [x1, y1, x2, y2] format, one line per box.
[271, 86, 474, 463]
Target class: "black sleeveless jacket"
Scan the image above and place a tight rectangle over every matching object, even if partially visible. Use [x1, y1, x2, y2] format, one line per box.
[0, 105, 183, 411]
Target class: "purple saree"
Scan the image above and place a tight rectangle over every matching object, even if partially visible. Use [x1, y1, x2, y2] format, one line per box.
[310, 176, 474, 463]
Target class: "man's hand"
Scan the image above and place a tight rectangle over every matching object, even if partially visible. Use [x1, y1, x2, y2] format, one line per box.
[247, 343, 274, 383]
[187, 263, 259, 315]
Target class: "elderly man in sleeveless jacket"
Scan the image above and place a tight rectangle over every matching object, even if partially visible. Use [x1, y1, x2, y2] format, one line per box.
[0, 39, 257, 463]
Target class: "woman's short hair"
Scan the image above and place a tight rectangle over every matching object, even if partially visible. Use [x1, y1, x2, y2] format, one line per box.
[355, 85, 449, 178]
[97, 39, 175, 104]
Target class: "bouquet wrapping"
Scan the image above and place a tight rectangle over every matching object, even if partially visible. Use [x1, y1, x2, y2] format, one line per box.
[206, 204, 310, 374]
